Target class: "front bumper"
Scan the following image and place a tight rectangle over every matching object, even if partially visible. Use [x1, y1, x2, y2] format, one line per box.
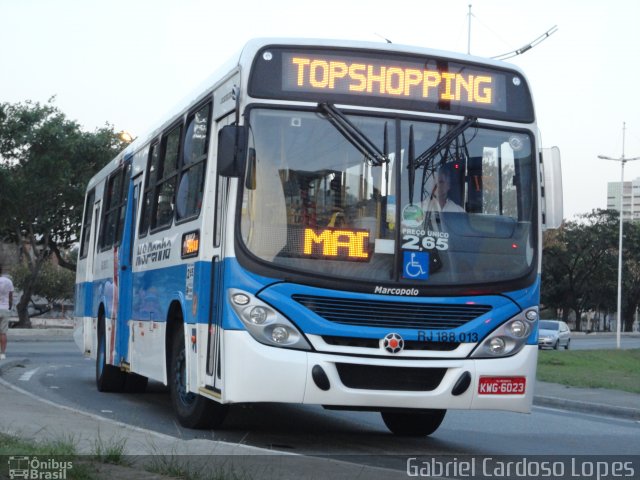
[537, 337, 557, 348]
[222, 330, 537, 413]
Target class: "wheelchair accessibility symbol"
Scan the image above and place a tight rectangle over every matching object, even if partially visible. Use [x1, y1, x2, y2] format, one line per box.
[403, 251, 429, 280]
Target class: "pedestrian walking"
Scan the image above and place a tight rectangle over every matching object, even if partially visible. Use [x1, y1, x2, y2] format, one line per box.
[0, 265, 15, 360]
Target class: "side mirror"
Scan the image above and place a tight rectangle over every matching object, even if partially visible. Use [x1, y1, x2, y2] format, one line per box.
[541, 147, 563, 229]
[217, 125, 248, 177]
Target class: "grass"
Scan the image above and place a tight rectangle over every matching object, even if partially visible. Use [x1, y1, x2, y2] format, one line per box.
[537, 349, 640, 393]
[0, 433, 95, 480]
[0, 432, 250, 480]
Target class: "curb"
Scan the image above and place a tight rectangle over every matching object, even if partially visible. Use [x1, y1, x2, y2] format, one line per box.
[533, 395, 640, 421]
[0, 358, 28, 376]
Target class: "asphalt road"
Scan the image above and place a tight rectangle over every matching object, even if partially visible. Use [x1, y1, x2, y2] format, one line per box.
[1, 334, 638, 471]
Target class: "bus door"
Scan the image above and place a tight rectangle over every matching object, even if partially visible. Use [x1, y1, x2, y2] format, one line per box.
[116, 166, 139, 366]
[206, 116, 234, 390]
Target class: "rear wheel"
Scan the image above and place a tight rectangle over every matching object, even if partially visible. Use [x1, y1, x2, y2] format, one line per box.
[169, 328, 227, 429]
[564, 339, 570, 350]
[381, 409, 446, 436]
[95, 316, 125, 392]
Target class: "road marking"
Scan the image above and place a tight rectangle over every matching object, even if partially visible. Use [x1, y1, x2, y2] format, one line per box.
[19, 368, 40, 382]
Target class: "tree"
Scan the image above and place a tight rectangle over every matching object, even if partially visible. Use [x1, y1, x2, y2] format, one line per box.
[10, 262, 75, 315]
[0, 99, 125, 326]
[541, 210, 618, 331]
[621, 221, 640, 331]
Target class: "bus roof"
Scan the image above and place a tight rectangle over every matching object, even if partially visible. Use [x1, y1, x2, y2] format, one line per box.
[87, 37, 529, 191]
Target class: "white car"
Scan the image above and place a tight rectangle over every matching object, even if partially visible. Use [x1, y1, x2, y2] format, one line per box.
[538, 320, 571, 350]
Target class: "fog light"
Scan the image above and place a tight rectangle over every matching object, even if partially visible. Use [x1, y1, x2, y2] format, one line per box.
[488, 337, 506, 355]
[271, 326, 289, 343]
[508, 320, 527, 338]
[232, 293, 250, 306]
[525, 310, 538, 321]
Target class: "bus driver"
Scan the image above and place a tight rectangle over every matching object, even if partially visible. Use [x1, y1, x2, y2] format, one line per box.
[425, 166, 465, 214]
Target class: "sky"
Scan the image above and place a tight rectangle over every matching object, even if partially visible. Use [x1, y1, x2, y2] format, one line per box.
[2, 0, 639, 220]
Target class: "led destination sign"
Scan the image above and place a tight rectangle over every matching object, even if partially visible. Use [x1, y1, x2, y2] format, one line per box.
[249, 47, 534, 122]
[286, 54, 497, 109]
[303, 227, 370, 262]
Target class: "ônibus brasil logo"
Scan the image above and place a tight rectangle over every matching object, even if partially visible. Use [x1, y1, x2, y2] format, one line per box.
[382, 332, 404, 354]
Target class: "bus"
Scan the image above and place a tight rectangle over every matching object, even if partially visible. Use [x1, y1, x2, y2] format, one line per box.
[74, 38, 563, 436]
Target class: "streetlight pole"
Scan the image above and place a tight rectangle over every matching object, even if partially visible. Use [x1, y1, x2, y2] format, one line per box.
[598, 122, 640, 349]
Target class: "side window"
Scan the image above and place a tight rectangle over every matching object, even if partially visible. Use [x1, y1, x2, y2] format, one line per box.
[177, 103, 211, 221]
[153, 127, 180, 230]
[139, 143, 160, 237]
[79, 189, 96, 258]
[98, 165, 131, 250]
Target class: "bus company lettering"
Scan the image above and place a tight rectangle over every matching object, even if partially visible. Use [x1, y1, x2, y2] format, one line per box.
[291, 56, 493, 104]
[374, 286, 419, 296]
[136, 239, 172, 266]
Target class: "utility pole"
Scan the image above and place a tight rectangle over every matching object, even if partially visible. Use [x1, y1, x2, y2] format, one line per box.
[598, 122, 640, 349]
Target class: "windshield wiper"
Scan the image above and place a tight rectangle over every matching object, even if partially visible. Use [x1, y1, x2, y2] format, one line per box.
[413, 116, 477, 169]
[318, 103, 389, 166]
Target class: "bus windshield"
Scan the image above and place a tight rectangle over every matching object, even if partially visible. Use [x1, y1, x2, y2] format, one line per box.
[240, 107, 536, 287]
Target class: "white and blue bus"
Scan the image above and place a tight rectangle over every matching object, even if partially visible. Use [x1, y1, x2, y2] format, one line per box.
[75, 38, 563, 436]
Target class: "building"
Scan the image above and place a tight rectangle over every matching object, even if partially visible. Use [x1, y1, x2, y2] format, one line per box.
[607, 177, 640, 221]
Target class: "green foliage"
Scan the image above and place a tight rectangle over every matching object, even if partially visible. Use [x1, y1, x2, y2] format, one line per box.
[541, 209, 618, 330]
[0, 99, 126, 324]
[0, 99, 124, 250]
[620, 221, 640, 331]
[11, 261, 75, 304]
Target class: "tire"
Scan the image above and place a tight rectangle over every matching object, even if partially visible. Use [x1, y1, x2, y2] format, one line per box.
[381, 409, 446, 436]
[553, 340, 559, 350]
[169, 328, 228, 429]
[564, 339, 570, 350]
[96, 317, 125, 392]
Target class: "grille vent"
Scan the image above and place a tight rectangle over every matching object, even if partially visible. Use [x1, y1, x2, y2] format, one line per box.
[292, 294, 491, 330]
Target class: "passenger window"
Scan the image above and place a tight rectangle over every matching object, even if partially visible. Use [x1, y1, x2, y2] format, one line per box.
[79, 189, 96, 258]
[177, 103, 210, 220]
[99, 165, 130, 250]
[139, 143, 160, 237]
[153, 127, 181, 229]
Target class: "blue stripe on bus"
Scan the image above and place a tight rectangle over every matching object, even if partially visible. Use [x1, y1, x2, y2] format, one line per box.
[75, 259, 541, 344]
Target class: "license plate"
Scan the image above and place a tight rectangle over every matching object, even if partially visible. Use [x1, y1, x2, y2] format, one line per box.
[478, 376, 526, 395]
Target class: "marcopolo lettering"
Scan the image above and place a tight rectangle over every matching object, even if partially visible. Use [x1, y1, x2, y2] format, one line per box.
[374, 286, 419, 296]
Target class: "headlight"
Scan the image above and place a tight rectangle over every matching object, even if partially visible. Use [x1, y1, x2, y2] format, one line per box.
[228, 289, 311, 350]
[471, 307, 538, 358]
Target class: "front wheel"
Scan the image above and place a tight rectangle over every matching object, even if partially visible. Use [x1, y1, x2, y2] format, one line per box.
[381, 409, 446, 436]
[169, 328, 228, 429]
